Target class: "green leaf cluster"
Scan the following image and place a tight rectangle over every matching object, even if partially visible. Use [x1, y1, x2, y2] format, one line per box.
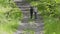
[0, 0, 22, 34]
[26, 0, 60, 18]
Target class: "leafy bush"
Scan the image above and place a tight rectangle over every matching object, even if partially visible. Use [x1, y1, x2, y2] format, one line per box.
[0, 0, 22, 34]
[26, 0, 60, 18]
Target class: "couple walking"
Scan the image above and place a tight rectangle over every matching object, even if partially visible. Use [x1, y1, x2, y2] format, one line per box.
[30, 6, 38, 19]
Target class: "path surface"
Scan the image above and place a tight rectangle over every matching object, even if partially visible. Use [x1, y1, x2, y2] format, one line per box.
[14, 0, 44, 34]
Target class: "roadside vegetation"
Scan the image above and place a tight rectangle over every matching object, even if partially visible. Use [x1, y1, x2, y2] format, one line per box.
[0, 0, 22, 34]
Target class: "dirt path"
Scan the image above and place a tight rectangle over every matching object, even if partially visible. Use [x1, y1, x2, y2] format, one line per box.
[14, 0, 44, 34]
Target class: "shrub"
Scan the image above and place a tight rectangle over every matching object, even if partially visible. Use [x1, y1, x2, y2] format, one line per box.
[0, 0, 22, 34]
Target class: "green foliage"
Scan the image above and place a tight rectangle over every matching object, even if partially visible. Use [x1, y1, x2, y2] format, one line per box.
[26, 0, 60, 17]
[0, 0, 22, 34]
[44, 17, 60, 34]
[26, 0, 60, 18]
[26, 0, 60, 34]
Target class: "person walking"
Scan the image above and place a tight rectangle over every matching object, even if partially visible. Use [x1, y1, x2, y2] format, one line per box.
[30, 6, 34, 19]
[33, 6, 38, 19]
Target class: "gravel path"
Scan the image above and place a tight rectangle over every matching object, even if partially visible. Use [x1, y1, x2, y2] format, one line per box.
[14, 0, 44, 34]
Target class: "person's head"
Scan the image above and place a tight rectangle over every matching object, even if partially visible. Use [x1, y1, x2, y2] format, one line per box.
[30, 6, 33, 8]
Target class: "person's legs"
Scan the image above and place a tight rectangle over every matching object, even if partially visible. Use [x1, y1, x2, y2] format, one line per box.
[30, 11, 33, 19]
[34, 12, 37, 19]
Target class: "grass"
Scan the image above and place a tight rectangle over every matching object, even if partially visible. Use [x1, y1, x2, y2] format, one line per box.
[0, 14, 18, 34]
[23, 29, 35, 34]
[44, 16, 60, 34]
[0, 20, 19, 34]
[0, 13, 21, 34]
[0, 11, 22, 34]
